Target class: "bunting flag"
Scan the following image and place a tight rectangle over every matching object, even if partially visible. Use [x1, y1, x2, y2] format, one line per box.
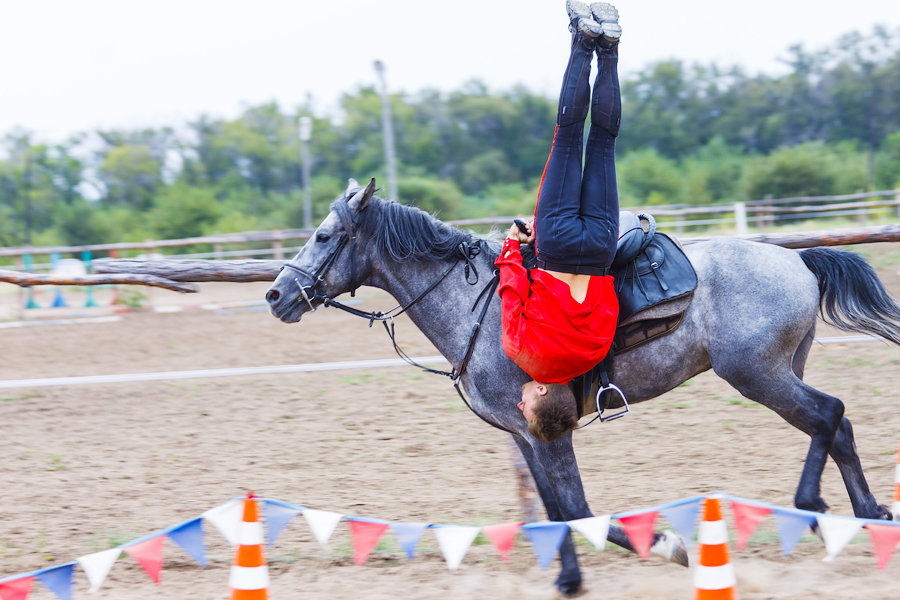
[865, 523, 900, 569]
[35, 564, 74, 600]
[390, 522, 429, 559]
[167, 518, 208, 567]
[660, 500, 701, 547]
[263, 501, 303, 547]
[567, 515, 610, 550]
[481, 522, 522, 561]
[730, 501, 772, 551]
[303, 509, 344, 546]
[124, 536, 164, 583]
[433, 525, 479, 571]
[202, 500, 244, 546]
[772, 508, 817, 556]
[0, 576, 33, 600]
[348, 521, 390, 566]
[77, 547, 121, 592]
[618, 510, 659, 560]
[816, 515, 863, 562]
[521, 522, 570, 570]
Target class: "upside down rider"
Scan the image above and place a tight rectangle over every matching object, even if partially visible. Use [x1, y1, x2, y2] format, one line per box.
[495, 1, 622, 442]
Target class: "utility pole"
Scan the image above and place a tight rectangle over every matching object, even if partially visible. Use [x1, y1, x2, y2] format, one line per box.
[298, 116, 313, 229]
[373, 60, 399, 202]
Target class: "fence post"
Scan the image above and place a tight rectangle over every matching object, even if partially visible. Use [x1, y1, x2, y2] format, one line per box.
[214, 243, 223, 260]
[896, 192, 900, 221]
[734, 202, 748, 235]
[273, 231, 284, 261]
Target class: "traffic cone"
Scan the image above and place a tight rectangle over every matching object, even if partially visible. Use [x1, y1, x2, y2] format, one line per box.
[229, 494, 269, 599]
[694, 496, 737, 600]
[892, 446, 900, 521]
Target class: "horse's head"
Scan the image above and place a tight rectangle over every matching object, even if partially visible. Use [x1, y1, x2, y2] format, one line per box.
[266, 178, 377, 323]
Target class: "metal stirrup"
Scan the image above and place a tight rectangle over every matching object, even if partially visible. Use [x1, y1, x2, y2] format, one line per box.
[596, 383, 629, 422]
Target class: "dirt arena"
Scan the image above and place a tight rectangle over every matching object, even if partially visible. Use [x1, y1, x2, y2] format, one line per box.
[2, 243, 900, 599]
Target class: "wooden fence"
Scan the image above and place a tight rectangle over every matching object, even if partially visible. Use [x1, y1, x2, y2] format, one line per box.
[2, 189, 899, 271]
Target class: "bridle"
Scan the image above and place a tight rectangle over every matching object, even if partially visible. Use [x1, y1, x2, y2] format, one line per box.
[278, 193, 510, 433]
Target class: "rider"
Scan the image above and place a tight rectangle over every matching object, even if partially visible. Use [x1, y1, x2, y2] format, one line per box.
[495, 1, 621, 442]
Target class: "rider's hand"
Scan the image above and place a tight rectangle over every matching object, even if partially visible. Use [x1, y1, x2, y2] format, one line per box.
[507, 220, 535, 244]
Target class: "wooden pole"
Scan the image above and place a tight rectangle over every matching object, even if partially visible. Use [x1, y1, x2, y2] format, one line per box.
[0, 269, 197, 293]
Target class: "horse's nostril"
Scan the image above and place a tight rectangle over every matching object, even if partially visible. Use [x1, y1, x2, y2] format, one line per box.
[266, 289, 280, 303]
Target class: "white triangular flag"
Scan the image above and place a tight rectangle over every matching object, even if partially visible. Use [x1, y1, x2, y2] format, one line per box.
[303, 509, 343, 545]
[77, 547, 122, 592]
[202, 499, 244, 546]
[568, 515, 611, 550]
[817, 514, 863, 561]
[434, 525, 480, 571]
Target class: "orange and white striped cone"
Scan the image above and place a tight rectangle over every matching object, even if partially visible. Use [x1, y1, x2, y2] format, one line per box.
[892, 446, 900, 521]
[229, 494, 269, 600]
[694, 496, 737, 600]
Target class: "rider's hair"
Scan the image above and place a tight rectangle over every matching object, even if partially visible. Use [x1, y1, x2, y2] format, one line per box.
[528, 384, 579, 442]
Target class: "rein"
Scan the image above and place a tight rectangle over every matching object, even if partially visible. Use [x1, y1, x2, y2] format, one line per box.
[280, 202, 511, 433]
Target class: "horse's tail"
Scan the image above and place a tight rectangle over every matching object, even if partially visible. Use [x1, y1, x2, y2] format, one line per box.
[799, 247, 900, 345]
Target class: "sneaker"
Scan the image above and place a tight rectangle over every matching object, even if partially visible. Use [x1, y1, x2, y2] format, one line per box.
[566, 0, 592, 21]
[590, 2, 622, 44]
[566, 0, 602, 37]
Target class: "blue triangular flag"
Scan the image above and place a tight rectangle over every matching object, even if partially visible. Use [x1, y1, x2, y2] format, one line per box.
[167, 518, 208, 567]
[390, 522, 429, 559]
[661, 499, 701, 547]
[521, 522, 570, 570]
[772, 508, 816, 556]
[264, 501, 303, 547]
[36, 563, 74, 600]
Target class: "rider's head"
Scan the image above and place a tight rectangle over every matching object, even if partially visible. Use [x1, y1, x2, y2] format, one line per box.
[518, 380, 578, 442]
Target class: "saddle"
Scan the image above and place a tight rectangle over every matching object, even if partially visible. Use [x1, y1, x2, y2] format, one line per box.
[577, 212, 699, 419]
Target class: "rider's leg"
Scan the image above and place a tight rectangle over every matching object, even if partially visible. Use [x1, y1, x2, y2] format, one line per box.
[578, 44, 621, 269]
[533, 31, 595, 274]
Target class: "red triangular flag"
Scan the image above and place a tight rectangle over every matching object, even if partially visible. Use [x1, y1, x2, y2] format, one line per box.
[0, 576, 34, 600]
[618, 511, 658, 560]
[125, 536, 165, 583]
[348, 521, 389, 566]
[730, 500, 772, 551]
[481, 522, 522, 561]
[865, 523, 900, 569]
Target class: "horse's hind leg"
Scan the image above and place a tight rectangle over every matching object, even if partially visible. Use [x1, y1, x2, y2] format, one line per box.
[716, 367, 843, 514]
[829, 416, 892, 519]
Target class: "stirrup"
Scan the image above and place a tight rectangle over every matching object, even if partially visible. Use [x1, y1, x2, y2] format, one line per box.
[596, 382, 629, 422]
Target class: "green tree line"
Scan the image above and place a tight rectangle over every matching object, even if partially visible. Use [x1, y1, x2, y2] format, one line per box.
[2, 27, 900, 248]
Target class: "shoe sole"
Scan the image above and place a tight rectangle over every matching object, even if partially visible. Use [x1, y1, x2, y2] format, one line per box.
[590, 2, 621, 40]
[578, 17, 604, 37]
[566, 0, 592, 20]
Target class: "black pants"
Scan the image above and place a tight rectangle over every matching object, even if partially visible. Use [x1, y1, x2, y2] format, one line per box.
[534, 33, 621, 275]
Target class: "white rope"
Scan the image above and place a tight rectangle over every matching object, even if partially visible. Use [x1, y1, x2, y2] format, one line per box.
[0, 356, 449, 390]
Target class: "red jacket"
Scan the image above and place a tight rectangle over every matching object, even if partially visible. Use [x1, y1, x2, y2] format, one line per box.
[494, 238, 618, 384]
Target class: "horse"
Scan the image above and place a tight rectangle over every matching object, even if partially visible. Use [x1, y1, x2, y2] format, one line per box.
[265, 178, 900, 597]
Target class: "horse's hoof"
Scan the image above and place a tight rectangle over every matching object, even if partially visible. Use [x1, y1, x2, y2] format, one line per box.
[650, 530, 689, 567]
[554, 582, 586, 599]
[553, 577, 584, 598]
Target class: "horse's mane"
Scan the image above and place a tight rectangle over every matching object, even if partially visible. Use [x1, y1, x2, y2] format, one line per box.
[355, 195, 501, 262]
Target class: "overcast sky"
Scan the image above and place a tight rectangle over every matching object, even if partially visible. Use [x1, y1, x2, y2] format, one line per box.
[1, 0, 897, 144]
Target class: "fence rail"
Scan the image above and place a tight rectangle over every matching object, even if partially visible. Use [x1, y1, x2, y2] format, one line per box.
[2, 189, 899, 271]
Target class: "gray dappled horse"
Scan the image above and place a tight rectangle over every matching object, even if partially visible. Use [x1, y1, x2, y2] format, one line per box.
[266, 179, 900, 596]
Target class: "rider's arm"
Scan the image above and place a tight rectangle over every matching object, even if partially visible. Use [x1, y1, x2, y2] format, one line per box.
[495, 238, 531, 304]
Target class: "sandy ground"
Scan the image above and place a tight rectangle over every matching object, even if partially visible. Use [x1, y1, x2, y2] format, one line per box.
[2, 244, 900, 599]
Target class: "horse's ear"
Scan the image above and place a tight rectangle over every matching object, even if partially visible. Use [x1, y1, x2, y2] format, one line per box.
[344, 178, 361, 197]
[348, 178, 376, 213]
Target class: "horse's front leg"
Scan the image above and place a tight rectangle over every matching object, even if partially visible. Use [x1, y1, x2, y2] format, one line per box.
[513, 434, 587, 597]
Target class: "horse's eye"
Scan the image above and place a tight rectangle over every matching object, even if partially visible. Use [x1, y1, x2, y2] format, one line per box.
[316, 232, 331, 243]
